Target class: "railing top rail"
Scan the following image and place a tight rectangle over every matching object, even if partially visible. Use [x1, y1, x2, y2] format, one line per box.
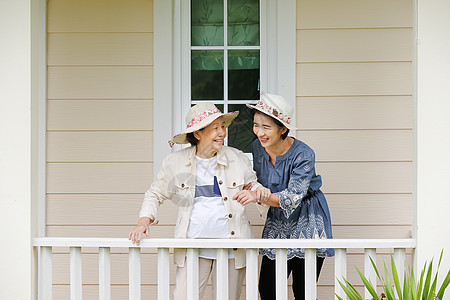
[33, 238, 416, 249]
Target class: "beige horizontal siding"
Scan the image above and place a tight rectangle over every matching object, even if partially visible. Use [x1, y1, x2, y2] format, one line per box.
[48, 67, 153, 99]
[297, 96, 413, 129]
[297, 62, 413, 96]
[297, 0, 413, 29]
[298, 130, 413, 161]
[48, 33, 154, 65]
[47, 163, 153, 194]
[47, 100, 154, 130]
[47, 131, 153, 162]
[298, 28, 413, 62]
[47, 193, 411, 226]
[47, 0, 154, 33]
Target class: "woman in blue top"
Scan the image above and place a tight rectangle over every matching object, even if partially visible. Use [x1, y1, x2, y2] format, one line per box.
[234, 93, 334, 299]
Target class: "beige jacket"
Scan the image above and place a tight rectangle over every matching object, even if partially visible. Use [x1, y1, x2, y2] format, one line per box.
[139, 145, 263, 268]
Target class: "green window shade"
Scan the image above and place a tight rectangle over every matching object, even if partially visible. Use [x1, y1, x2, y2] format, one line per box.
[228, 0, 259, 46]
[228, 50, 260, 100]
[191, 0, 224, 46]
[191, 50, 224, 100]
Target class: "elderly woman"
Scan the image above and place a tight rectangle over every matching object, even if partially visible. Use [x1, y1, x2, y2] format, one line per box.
[129, 102, 261, 300]
[234, 93, 334, 300]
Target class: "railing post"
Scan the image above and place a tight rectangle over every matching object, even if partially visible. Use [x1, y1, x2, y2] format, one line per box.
[187, 248, 199, 300]
[70, 247, 82, 300]
[158, 248, 170, 300]
[364, 248, 377, 300]
[129, 247, 141, 300]
[246, 249, 259, 300]
[305, 248, 317, 300]
[276, 249, 288, 300]
[40, 246, 53, 300]
[334, 248, 347, 300]
[394, 248, 406, 296]
[99, 247, 111, 300]
[216, 248, 229, 300]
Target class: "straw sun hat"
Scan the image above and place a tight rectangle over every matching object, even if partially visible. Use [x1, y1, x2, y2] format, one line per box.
[169, 102, 239, 146]
[246, 93, 296, 130]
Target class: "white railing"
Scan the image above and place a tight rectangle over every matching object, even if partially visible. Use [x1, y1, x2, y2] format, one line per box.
[34, 238, 416, 300]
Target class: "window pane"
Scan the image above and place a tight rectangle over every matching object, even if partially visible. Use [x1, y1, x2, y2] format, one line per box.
[191, 0, 224, 46]
[192, 50, 224, 100]
[227, 104, 256, 153]
[228, 50, 260, 100]
[227, 0, 259, 46]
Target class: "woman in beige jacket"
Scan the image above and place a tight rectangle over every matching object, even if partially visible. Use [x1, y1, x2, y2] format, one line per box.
[129, 102, 264, 300]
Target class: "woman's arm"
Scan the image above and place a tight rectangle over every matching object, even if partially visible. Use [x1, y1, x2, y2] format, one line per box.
[275, 151, 316, 218]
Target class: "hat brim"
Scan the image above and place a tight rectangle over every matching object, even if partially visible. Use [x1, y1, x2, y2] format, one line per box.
[246, 104, 297, 130]
[171, 111, 239, 145]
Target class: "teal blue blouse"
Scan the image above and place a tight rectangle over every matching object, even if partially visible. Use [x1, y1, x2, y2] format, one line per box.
[252, 138, 334, 260]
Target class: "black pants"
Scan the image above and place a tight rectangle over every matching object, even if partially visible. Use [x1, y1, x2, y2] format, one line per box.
[258, 255, 325, 300]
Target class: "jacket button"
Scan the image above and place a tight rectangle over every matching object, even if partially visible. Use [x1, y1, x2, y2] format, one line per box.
[228, 214, 232, 218]
[230, 231, 235, 235]
[233, 182, 236, 187]
[223, 197, 228, 201]
[181, 183, 185, 188]
[219, 180, 223, 185]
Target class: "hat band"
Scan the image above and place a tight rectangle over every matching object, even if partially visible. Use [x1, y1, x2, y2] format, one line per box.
[187, 107, 222, 128]
[255, 100, 292, 124]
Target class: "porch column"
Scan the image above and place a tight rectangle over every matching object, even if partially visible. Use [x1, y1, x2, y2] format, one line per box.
[416, 0, 450, 288]
[0, 0, 39, 299]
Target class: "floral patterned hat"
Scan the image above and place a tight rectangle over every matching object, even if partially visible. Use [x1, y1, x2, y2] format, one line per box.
[246, 93, 296, 130]
[169, 102, 239, 146]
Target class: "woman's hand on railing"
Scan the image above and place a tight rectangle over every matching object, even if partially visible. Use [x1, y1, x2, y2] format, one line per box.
[129, 217, 152, 245]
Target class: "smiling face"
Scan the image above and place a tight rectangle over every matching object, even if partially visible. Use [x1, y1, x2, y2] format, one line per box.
[194, 116, 226, 158]
[253, 111, 287, 149]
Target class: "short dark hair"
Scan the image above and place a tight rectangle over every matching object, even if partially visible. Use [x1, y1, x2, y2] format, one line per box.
[186, 132, 199, 145]
[251, 109, 289, 140]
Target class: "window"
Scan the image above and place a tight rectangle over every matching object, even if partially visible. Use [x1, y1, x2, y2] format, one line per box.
[190, 0, 262, 153]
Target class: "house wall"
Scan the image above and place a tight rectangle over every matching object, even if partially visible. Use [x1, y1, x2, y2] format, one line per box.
[44, 0, 414, 298]
[296, 0, 414, 297]
[45, 0, 155, 298]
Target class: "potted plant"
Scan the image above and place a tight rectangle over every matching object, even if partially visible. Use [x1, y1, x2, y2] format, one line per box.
[336, 250, 450, 300]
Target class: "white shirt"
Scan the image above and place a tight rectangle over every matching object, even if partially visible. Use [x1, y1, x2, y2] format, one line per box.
[187, 156, 232, 259]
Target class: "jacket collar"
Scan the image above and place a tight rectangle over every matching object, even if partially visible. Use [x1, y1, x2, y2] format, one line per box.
[185, 146, 228, 167]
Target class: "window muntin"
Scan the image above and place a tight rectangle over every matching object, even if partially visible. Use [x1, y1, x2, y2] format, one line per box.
[190, 0, 260, 153]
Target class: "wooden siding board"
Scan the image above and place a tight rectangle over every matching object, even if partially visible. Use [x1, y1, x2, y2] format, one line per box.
[297, 62, 413, 96]
[297, 0, 413, 29]
[46, 163, 153, 194]
[297, 28, 413, 62]
[47, 131, 154, 162]
[48, 33, 154, 66]
[318, 162, 412, 194]
[47, 194, 411, 226]
[297, 96, 413, 130]
[48, 66, 153, 99]
[297, 130, 413, 162]
[47, 100, 154, 130]
[47, 0, 154, 33]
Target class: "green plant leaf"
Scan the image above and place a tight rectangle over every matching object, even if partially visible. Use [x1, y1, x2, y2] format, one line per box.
[416, 262, 426, 299]
[356, 266, 380, 300]
[371, 256, 382, 280]
[383, 261, 396, 300]
[436, 268, 450, 299]
[423, 259, 434, 299]
[391, 255, 403, 300]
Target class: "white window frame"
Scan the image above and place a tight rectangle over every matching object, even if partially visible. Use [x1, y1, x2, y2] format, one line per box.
[154, 0, 296, 173]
